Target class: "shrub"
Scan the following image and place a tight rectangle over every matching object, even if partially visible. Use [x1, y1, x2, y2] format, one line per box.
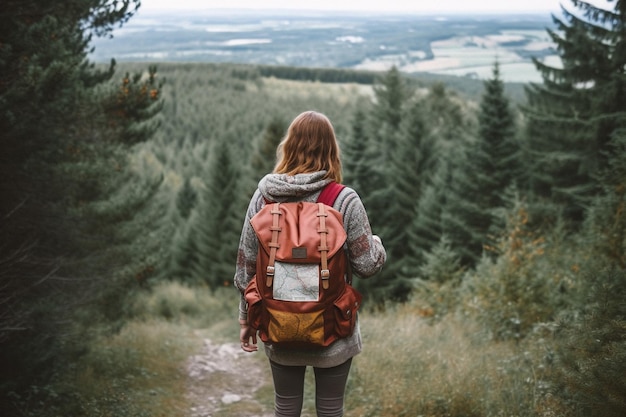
[550, 268, 626, 417]
[408, 237, 466, 319]
[460, 204, 579, 340]
[130, 281, 238, 325]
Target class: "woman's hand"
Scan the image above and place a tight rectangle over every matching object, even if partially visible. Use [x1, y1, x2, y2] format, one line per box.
[239, 320, 258, 352]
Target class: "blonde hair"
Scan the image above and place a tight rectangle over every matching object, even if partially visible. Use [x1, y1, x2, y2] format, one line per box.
[274, 111, 342, 183]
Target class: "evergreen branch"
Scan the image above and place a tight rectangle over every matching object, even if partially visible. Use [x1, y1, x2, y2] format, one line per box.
[572, 0, 623, 27]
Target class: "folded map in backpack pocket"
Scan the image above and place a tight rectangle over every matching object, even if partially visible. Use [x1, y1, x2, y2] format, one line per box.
[273, 261, 320, 302]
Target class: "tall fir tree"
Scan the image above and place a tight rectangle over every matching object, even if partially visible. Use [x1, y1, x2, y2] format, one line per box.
[409, 158, 451, 258]
[167, 176, 200, 282]
[250, 115, 287, 181]
[168, 218, 201, 283]
[354, 67, 418, 302]
[0, 0, 167, 397]
[342, 104, 372, 193]
[176, 177, 198, 220]
[523, 0, 626, 220]
[421, 83, 470, 146]
[477, 62, 520, 200]
[371, 66, 408, 136]
[193, 137, 244, 289]
[583, 129, 626, 268]
[435, 141, 486, 265]
[364, 66, 412, 231]
[408, 83, 477, 266]
[442, 62, 519, 264]
[371, 100, 431, 300]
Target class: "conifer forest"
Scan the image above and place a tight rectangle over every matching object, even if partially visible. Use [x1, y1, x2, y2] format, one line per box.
[1, 1, 625, 416]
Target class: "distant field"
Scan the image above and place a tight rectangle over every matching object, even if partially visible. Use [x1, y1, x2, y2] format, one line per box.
[92, 11, 556, 83]
[378, 29, 557, 83]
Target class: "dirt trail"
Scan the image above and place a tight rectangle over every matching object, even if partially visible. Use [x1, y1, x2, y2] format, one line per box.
[185, 338, 274, 417]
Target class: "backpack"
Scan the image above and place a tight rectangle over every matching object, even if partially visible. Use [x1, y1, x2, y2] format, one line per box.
[244, 182, 362, 348]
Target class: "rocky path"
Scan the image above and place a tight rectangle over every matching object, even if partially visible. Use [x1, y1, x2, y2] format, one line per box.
[186, 338, 274, 417]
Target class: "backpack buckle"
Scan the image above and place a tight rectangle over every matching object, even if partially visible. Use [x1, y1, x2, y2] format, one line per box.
[266, 265, 275, 287]
[321, 269, 330, 289]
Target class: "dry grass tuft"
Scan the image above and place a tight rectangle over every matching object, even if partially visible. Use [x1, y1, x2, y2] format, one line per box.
[45, 283, 243, 416]
[63, 319, 197, 416]
[346, 303, 555, 417]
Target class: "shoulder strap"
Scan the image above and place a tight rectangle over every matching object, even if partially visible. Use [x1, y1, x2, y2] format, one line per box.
[317, 203, 331, 290]
[317, 182, 345, 206]
[317, 181, 352, 289]
[265, 203, 282, 287]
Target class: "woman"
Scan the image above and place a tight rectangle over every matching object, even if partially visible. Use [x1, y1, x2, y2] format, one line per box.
[234, 110, 386, 417]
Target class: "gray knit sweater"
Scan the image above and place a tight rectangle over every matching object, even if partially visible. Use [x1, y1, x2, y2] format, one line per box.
[234, 171, 387, 368]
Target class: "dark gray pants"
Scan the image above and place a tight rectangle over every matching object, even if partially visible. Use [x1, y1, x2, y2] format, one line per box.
[269, 358, 353, 417]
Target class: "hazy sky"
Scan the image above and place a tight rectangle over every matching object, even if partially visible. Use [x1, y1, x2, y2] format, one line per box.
[141, 0, 567, 14]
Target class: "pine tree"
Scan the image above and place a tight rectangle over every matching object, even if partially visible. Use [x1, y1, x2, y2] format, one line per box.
[409, 160, 450, 257]
[363, 66, 412, 231]
[176, 177, 198, 219]
[439, 144, 486, 265]
[584, 130, 626, 268]
[371, 66, 408, 136]
[353, 67, 420, 302]
[523, 0, 626, 220]
[169, 217, 202, 283]
[417, 236, 463, 283]
[554, 131, 626, 414]
[477, 62, 520, 201]
[442, 62, 519, 264]
[103, 65, 164, 145]
[408, 83, 478, 266]
[250, 115, 287, 181]
[373, 100, 430, 297]
[342, 104, 372, 193]
[0, 0, 166, 394]
[192, 137, 244, 289]
[421, 82, 470, 146]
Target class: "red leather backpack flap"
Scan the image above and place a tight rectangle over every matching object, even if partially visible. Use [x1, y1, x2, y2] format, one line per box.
[250, 202, 346, 262]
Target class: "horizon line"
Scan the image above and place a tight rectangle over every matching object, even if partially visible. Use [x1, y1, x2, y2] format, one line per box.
[136, 8, 558, 16]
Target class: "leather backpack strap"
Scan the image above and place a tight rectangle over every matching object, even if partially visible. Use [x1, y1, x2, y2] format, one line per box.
[317, 182, 354, 286]
[317, 203, 330, 290]
[317, 182, 345, 206]
[317, 182, 346, 289]
[266, 203, 281, 287]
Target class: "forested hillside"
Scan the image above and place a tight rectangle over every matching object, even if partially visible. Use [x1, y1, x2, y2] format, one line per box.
[1, 1, 625, 416]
